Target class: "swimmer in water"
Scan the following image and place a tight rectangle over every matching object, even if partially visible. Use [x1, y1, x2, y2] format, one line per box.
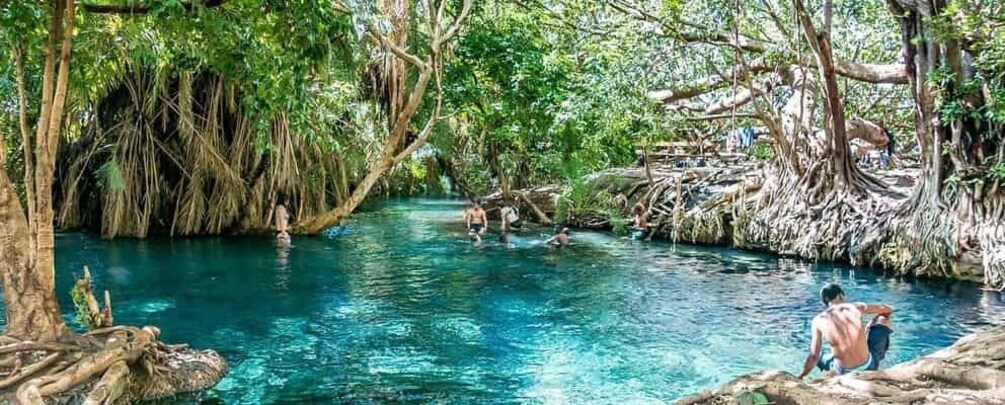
[544, 225, 571, 247]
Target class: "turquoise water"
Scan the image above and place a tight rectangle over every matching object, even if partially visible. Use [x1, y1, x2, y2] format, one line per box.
[31, 199, 1005, 403]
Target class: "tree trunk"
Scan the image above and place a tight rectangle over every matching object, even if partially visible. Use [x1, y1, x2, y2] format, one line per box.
[794, 0, 855, 190]
[35, 0, 76, 296]
[0, 0, 75, 343]
[486, 136, 512, 202]
[886, 0, 1004, 286]
[295, 157, 394, 233]
[0, 170, 66, 342]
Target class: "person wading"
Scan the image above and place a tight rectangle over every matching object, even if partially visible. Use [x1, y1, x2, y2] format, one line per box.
[275, 199, 292, 242]
[630, 203, 649, 240]
[798, 283, 894, 379]
[464, 201, 488, 243]
[499, 200, 523, 233]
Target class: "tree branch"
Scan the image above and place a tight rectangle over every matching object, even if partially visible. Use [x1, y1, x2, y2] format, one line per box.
[81, 0, 225, 14]
[513, 0, 613, 37]
[647, 59, 775, 104]
[366, 23, 427, 69]
[611, 0, 908, 85]
[684, 113, 761, 122]
[436, 0, 474, 48]
[14, 45, 36, 236]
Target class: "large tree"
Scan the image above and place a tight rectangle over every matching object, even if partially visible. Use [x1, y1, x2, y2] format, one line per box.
[882, 0, 1005, 287]
[0, 1, 228, 402]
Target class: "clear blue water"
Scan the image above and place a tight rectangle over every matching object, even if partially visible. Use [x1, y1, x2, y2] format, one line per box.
[23, 199, 1005, 403]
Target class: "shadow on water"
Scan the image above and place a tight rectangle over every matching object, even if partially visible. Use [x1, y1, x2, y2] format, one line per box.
[12, 198, 1003, 404]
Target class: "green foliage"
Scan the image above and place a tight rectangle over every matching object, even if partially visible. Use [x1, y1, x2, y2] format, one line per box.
[751, 143, 775, 161]
[610, 216, 631, 236]
[97, 159, 125, 192]
[988, 164, 1005, 182]
[733, 389, 771, 405]
[69, 283, 96, 329]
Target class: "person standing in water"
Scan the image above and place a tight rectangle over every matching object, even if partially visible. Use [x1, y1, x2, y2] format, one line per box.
[797, 283, 894, 379]
[275, 200, 292, 242]
[500, 200, 523, 232]
[630, 203, 649, 240]
[464, 201, 488, 242]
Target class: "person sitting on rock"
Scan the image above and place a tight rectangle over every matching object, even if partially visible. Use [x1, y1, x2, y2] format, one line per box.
[797, 283, 894, 379]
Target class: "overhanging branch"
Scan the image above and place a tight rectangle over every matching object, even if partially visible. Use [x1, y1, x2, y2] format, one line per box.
[81, 0, 226, 14]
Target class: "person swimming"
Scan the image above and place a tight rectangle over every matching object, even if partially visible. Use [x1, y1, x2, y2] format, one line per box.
[630, 203, 648, 240]
[464, 201, 488, 242]
[544, 225, 571, 247]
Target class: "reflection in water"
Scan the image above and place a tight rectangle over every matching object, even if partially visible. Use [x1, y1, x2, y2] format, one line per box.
[275, 240, 291, 291]
[38, 199, 1005, 404]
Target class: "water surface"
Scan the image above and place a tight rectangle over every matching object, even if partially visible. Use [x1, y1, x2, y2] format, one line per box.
[37, 199, 1005, 403]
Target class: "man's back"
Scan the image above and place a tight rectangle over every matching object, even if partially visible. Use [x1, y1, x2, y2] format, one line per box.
[816, 303, 869, 368]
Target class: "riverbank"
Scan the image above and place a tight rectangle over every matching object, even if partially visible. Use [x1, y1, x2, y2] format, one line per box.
[484, 162, 993, 285]
[675, 323, 1005, 404]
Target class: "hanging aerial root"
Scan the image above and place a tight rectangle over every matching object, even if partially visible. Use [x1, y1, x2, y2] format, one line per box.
[979, 223, 1005, 290]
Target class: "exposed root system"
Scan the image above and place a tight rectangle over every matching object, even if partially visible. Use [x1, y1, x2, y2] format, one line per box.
[1, 326, 226, 404]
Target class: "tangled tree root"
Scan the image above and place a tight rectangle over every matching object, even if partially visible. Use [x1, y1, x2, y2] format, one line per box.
[0, 326, 226, 404]
[676, 325, 1005, 404]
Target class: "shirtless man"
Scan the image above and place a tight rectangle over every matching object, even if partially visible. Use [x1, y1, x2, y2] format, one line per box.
[275, 201, 292, 242]
[630, 203, 648, 240]
[464, 201, 488, 242]
[797, 283, 894, 379]
[544, 225, 571, 247]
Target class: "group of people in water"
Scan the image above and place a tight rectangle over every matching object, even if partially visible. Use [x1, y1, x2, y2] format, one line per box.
[462, 200, 571, 246]
[464, 200, 895, 378]
[461, 199, 651, 246]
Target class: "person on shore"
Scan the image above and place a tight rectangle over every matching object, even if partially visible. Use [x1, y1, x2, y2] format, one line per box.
[464, 201, 488, 242]
[882, 125, 895, 169]
[797, 283, 894, 379]
[630, 203, 649, 240]
[500, 201, 523, 232]
[275, 200, 292, 242]
[545, 225, 571, 248]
